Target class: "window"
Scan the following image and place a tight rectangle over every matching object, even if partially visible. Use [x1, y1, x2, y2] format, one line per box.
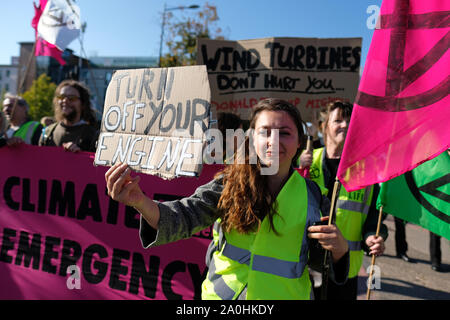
[6, 70, 10, 78]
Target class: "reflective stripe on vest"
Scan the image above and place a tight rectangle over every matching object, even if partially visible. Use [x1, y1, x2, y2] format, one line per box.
[14, 121, 40, 145]
[203, 171, 321, 300]
[222, 243, 251, 265]
[336, 199, 370, 215]
[220, 244, 305, 279]
[207, 255, 235, 300]
[348, 240, 362, 251]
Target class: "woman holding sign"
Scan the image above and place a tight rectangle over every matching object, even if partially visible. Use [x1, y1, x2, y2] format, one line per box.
[105, 98, 349, 300]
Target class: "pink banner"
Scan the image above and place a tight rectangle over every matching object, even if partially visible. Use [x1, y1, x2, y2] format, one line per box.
[337, 0, 450, 191]
[0, 145, 223, 299]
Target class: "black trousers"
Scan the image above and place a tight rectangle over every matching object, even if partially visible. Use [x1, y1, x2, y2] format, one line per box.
[313, 276, 358, 300]
[430, 232, 442, 265]
[394, 217, 408, 255]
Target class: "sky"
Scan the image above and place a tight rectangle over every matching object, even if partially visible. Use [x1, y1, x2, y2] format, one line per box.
[0, 0, 383, 70]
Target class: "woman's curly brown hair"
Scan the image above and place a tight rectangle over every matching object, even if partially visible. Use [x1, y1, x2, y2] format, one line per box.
[216, 98, 305, 234]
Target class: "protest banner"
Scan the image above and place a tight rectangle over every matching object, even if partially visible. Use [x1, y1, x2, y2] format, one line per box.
[94, 65, 211, 180]
[0, 145, 224, 299]
[197, 37, 362, 122]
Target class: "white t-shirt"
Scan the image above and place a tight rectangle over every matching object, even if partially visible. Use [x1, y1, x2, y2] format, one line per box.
[6, 126, 19, 138]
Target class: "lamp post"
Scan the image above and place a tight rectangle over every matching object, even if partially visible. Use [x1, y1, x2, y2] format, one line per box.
[159, 3, 199, 67]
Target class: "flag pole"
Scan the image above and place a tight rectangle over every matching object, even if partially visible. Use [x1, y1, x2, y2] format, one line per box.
[321, 176, 341, 300]
[5, 41, 38, 140]
[306, 135, 313, 152]
[328, 177, 340, 225]
[366, 205, 383, 300]
[17, 41, 37, 95]
[301, 135, 313, 178]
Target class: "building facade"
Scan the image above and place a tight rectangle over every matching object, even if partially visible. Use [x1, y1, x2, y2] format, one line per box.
[79, 56, 157, 118]
[16, 42, 157, 119]
[0, 57, 19, 95]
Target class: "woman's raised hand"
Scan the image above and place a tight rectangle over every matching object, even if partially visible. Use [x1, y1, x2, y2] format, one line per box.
[105, 162, 144, 208]
[105, 162, 161, 229]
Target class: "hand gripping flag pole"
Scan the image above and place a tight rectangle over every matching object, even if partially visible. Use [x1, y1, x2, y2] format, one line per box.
[297, 135, 313, 178]
[366, 205, 384, 300]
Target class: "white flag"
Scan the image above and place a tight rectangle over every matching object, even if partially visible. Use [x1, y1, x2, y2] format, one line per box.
[37, 0, 81, 51]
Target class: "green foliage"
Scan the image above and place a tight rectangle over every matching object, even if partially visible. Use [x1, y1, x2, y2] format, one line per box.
[22, 74, 56, 122]
[0, 88, 6, 102]
[160, 2, 225, 67]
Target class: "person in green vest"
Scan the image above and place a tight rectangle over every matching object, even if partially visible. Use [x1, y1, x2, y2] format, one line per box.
[2, 93, 43, 146]
[105, 98, 350, 300]
[298, 100, 388, 300]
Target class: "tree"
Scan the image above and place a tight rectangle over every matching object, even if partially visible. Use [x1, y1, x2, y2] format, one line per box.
[22, 74, 57, 121]
[160, 2, 226, 67]
[0, 88, 6, 102]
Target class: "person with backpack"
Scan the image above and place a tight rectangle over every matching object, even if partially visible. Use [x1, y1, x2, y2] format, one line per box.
[39, 80, 98, 152]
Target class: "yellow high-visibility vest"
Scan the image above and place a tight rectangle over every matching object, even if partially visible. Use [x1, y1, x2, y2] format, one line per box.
[202, 170, 321, 300]
[310, 147, 373, 278]
[13, 121, 41, 145]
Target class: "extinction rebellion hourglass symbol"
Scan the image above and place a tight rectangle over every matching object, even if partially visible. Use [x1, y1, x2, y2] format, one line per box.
[356, 0, 449, 112]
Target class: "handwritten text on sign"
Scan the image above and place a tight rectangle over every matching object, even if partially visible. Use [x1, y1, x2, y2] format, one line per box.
[94, 66, 211, 179]
[197, 37, 361, 121]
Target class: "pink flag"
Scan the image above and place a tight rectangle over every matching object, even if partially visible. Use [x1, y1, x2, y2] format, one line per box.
[32, 0, 66, 65]
[337, 0, 450, 192]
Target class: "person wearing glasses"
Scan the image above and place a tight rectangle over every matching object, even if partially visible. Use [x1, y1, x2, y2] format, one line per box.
[39, 80, 98, 152]
[2, 93, 43, 146]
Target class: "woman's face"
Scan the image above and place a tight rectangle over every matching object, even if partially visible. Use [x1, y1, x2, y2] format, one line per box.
[252, 110, 300, 173]
[325, 108, 350, 148]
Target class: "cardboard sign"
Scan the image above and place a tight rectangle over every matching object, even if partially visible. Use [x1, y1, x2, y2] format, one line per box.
[197, 37, 362, 122]
[95, 66, 211, 180]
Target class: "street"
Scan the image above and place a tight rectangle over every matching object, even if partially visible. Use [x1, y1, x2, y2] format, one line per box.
[357, 215, 450, 300]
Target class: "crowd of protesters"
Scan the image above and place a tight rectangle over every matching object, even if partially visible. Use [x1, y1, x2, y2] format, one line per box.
[1, 80, 99, 152]
[0, 80, 446, 300]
